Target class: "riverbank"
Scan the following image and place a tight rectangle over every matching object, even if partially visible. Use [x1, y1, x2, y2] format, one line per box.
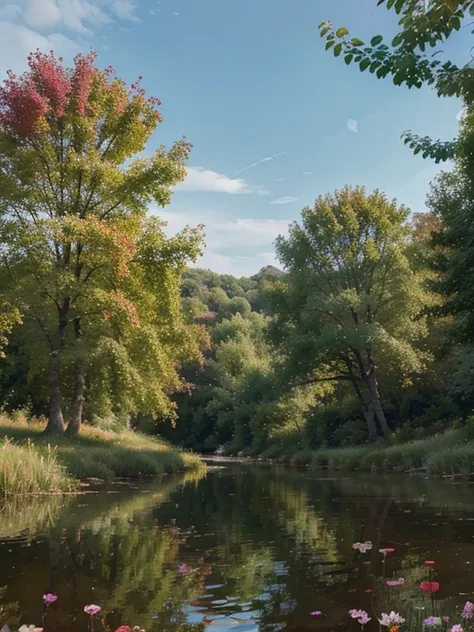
[0, 416, 205, 495]
[256, 428, 474, 476]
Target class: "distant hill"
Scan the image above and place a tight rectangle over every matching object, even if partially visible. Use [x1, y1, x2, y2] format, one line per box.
[251, 265, 284, 281]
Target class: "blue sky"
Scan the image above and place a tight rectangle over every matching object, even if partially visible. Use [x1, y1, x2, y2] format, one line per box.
[0, 0, 467, 275]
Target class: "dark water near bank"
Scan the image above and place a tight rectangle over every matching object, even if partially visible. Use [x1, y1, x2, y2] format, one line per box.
[2, 464, 474, 632]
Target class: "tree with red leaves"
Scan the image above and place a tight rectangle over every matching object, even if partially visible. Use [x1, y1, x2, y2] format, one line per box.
[0, 51, 203, 435]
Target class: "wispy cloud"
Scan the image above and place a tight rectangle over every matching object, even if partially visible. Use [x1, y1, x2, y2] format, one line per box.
[302, 171, 312, 175]
[175, 166, 269, 196]
[271, 196, 298, 205]
[152, 208, 289, 275]
[347, 118, 358, 133]
[232, 152, 286, 177]
[275, 178, 284, 182]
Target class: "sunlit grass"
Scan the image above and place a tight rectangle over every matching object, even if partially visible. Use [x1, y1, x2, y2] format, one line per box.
[0, 414, 205, 491]
[0, 439, 73, 495]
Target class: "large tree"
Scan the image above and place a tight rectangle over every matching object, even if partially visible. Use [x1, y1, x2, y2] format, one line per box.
[0, 51, 200, 435]
[266, 186, 431, 441]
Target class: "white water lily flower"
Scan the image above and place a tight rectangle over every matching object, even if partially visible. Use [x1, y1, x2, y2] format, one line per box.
[379, 612, 405, 627]
[18, 626, 43, 632]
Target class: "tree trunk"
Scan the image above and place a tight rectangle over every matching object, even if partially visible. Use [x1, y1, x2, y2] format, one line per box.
[66, 362, 85, 436]
[44, 305, 69, 435]
[66, 317, 84, 436]
[45, 349, 65, 435]
[366, 361, 391, 439]
[348, 362, 378, 442]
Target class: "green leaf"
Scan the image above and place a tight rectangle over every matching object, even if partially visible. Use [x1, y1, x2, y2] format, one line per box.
[452, 16, 461, 31]
[394, 0, 405, 13]
[369, 61, 380, 73]
[392, 33, 403, 47]
[334, 43, 342, 57]
[335, 27, 349, 38]
[351, 38, 364, 46]
[319, 26, 330, 37]
[344, 54, 353, 65]
[360, 58, 371, 72]
[470, 3, 474, 17]
[387, 0, 396, 7]
[325, 40, 335, 50]
[370, 35, 383, 46]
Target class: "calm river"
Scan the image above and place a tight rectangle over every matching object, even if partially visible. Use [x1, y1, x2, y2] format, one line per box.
[1, 463, 474, 632]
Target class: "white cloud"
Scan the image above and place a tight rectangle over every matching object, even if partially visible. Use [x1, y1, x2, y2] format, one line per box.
[150, 208, 288, 275]
[271, 196, 298, 205]
[2, 0, 139, 36]
[275, 178, 284, 182]
[302, 171, 312, 175]
[0, 4, 21, 20]
[24, 0, 62, 29]
[175, 166, 269, 196]
[173, 11, 179, 16]
[112, 0, 140, 22]
[347, 118, 358, 133]
[233, 151, 286, 176]
[0, 20, 80, 74]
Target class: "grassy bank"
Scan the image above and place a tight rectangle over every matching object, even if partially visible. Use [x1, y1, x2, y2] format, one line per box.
[0, 415, 205, 495]
[259, 427, 474, 476]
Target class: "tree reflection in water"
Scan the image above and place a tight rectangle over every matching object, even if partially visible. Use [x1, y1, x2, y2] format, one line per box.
[1, 466, 474, 632]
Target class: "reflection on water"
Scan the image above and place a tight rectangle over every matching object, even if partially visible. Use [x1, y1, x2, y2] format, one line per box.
[2, 465, 474, 632]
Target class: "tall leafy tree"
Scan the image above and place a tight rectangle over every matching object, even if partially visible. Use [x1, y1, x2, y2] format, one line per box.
[267, 186, 431, 440]
[0, 51, 199, 434]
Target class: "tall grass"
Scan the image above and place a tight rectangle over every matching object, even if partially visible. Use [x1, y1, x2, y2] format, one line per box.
[261, 427, 474, 476]
[0, 414, 205, 491]
[0, 439, 73, 495]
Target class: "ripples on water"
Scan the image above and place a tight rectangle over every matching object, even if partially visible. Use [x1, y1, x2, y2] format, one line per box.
[1, 464, 474, 632]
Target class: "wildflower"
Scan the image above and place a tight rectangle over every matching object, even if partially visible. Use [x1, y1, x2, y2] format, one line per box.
[424, 617, 442, 627]
[450, 626, 463, 632]
[462, 602, 474, 620]
[364, 589, 374, 594]
[386, 578, 405, 587]
[379, 612, 405, 627]
[43, 593, 58, 605]
[389, 627, 400, 632]
[352, 541, 373, 553]
[178, 564, 189, 574]
[419, 581, 440, 593]
[19, 626, 43, 632]
[379, 548, 396, 555]
[310, 611, 322, 616]
[114, 627, 131, 632]
[443, 617, 451, 623]
[425, 560, 436, 566]
[84, 605, 101, 616]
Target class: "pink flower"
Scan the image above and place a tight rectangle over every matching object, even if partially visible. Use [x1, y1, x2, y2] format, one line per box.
[310, 611, 322, 616]
[43, 593, 58, 605]
[425, 560, 436, 566]
[419, 581, 440, 593]
[386, 578, 405, 587]
[178, 563, 189, 574]
[352, 541, 373, 553]
[114, 627, 131, 632]
[462, 602, 474, 620]
[84, 605, 101, 616]
[450, 626, 463, 632]
[349, 610, 371, 625]
[443, 617, 451, 623]
[379, 548, 395, 555]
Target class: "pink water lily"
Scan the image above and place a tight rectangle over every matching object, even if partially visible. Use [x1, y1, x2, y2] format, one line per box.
[386, 578, 405, 587]
[84, 605, 101, 616]
[450, 626, 463, 632]
[310, 611, 322, 616]
[178, 563, 189, 574]
[379, 548, 396, 555]
[462, 602, 474, 620]
[424, 617, 442, 627]
[43, 594, 58, 605]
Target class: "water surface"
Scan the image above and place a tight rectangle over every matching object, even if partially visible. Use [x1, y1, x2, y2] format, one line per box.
[2, 464, 474, 631]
